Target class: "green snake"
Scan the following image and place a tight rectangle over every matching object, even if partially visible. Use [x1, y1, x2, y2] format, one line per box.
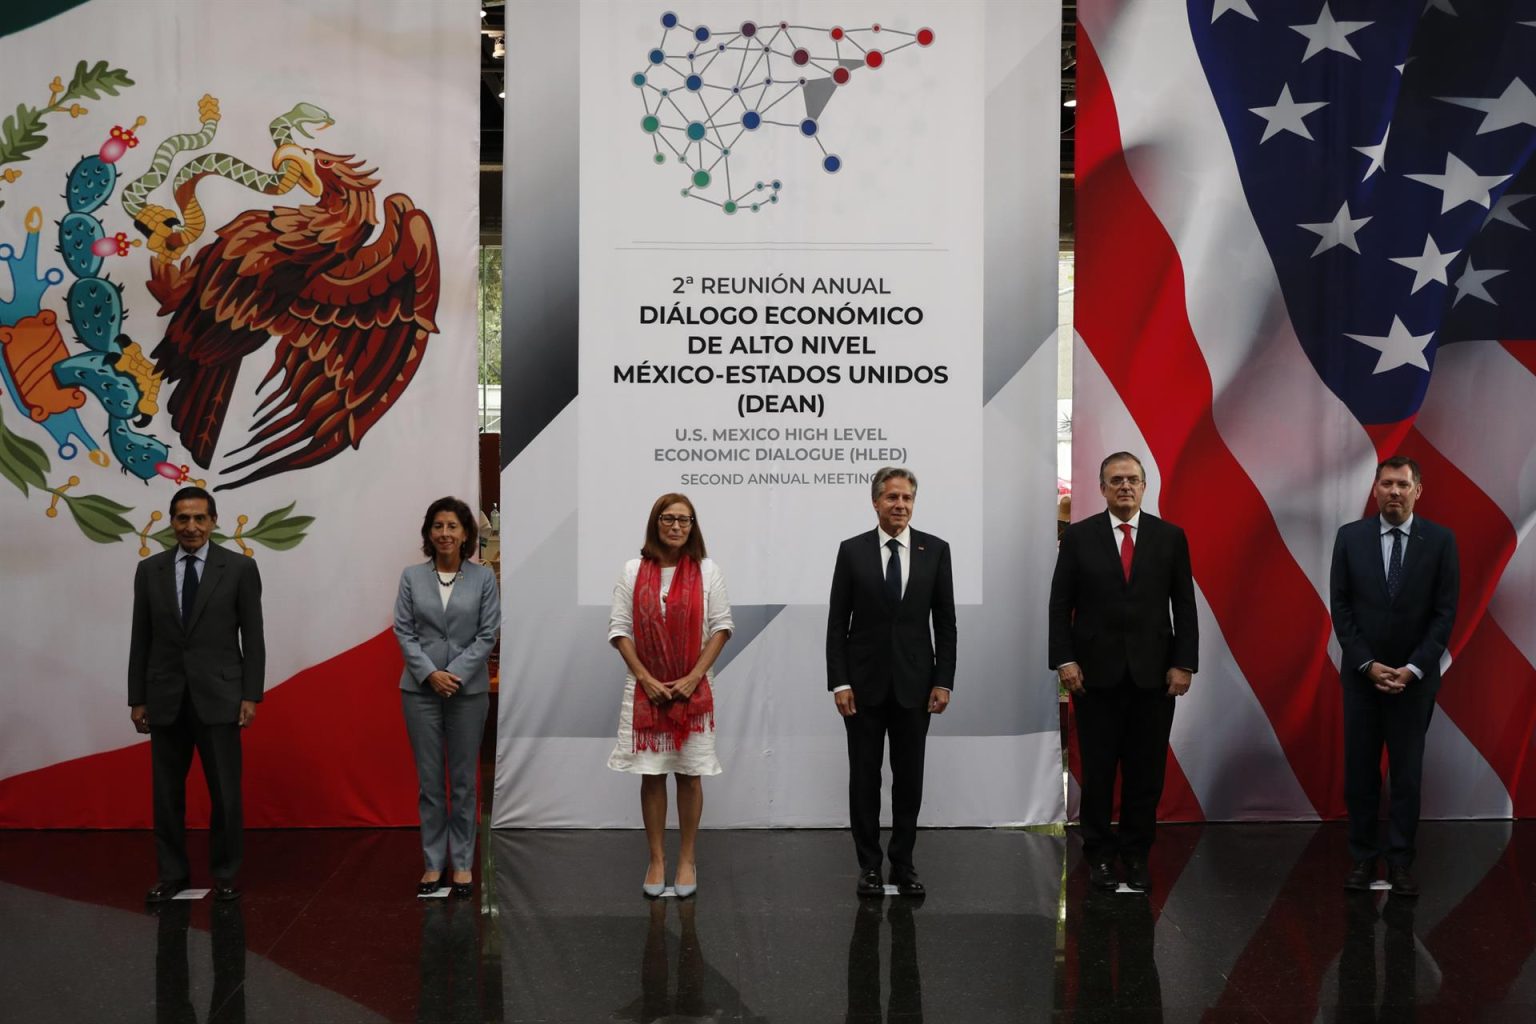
[121, 99, 333, 258]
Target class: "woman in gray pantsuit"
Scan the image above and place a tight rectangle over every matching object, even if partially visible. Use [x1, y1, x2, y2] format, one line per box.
[394, 496, 500, 898]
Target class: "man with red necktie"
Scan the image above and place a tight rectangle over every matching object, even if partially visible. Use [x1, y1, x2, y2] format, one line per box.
[1049, 452, 1198, 894]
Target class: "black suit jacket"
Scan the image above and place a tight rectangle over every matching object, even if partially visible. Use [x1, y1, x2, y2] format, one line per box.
[128, 544, 266, 726]
[1329, 515, 1458, 689]
[826, 528, 957, 709]
[1048, 511, 1198, 690]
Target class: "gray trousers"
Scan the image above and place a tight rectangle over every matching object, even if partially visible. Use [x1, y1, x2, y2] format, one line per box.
[402, 690, 489, 872]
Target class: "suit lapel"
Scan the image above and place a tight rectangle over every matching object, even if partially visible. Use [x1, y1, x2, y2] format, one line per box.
[1096, 512, 1128, 588]
[418, 563, 449, 630]
[157, 553, 180, 629]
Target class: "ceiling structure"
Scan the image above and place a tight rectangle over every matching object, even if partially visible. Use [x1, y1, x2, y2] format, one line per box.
[479, 1, 1078, 245]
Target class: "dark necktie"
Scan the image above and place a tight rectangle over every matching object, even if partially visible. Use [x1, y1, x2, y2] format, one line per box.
[1386, 528, 1404, 599]
[181, 554, 200, 626]
[885, 538, 902, 603]
[1119, 523, 1134, 583]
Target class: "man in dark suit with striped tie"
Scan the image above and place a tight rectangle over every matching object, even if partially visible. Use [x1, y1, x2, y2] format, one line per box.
[1330, 456, 1458, 898]
[827, 467, 957, 898]
[129, 486, 265, 902]
[1049, 452, 1198, 894]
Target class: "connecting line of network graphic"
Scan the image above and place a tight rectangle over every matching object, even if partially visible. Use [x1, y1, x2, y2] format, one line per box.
[633, 11, 934, 214]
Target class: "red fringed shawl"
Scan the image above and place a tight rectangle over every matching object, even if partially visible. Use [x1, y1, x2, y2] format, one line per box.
[632, 556, 715, 752]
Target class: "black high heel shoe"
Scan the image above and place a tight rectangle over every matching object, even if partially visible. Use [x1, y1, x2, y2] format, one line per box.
[416, 873, 446, 896]
[450, 875, 473, 899]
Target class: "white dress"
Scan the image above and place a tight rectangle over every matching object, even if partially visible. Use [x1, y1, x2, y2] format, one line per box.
[606, 558, 733, 776]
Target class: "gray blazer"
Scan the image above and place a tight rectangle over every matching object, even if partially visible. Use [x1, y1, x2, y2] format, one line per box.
[128, 543, 266, 726]
[393, 561, 500, 695]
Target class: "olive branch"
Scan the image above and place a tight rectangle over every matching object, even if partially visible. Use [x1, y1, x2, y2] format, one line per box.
[0, 60, 134, 210]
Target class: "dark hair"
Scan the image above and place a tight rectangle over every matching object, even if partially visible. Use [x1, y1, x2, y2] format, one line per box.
[1099, 451, 1147, 486]
[640, 493, 708, 563]
[870, 466, 917, 502]
[419, 496, 478, 560]
[169, 485, 217, 520]
[1375, 455, 1421, 485]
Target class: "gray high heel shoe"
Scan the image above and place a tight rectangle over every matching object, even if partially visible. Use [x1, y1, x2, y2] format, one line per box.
[673, 871, 697, 899]
[642, 881, 666, 897]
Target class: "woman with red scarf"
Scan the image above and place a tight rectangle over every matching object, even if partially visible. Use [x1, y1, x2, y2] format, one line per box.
[608, 493, 733, 898]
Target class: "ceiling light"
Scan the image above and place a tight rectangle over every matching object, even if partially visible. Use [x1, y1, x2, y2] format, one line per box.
[1063, 93, 1077, 108]
[493, 38, 505, 58]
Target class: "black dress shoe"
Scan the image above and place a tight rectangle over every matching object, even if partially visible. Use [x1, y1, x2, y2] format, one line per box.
[1387, 864, 1419, 898]
[1089, 860, 1118, 892]
[1344, 859, 1377, 892]
[1124, 858, 1151, 893]
[856, 869, 885, 897]
[212, 882, 241, 902]
[892, 870, 925, 898]
[417, 875, 446, 896]
[450, 879, 474, 899]
[146, 878, 189, 902]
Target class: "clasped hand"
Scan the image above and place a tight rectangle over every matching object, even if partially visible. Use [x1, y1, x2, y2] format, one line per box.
[640, 672, 700, 704]
[427, 669, 462, 697]
[1368, 662, 1411, 694]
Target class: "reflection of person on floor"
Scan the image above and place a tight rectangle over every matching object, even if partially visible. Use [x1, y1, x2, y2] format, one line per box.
[1339, 895, 1421, 1023]
[1074, 890, 1163, 1021]
[417, 900, 483, 1024]
[153, 899, 246, 1024]
[614, 898, 717, 1023]
[845, 899, 924, 1022]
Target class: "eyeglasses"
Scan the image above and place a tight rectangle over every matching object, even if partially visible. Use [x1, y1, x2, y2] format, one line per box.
[658, 514, 695, 526]
[1105, 476, 1144, 487]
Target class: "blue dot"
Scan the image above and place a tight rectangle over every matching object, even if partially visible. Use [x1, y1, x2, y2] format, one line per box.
[823, 154, 841, 173]
[741, 110, 761, 130]
[661, 12, 678, 28]
[718, 44, 726, 52]
[649, 49, 665, 65]
[695, 25, 710, 42]
[686, 121, 706, 141]
[686, 74, 702, 91]
[800, 118, 817, 137]
[771, 180, 782, 189]
[632, 72, 647, 86]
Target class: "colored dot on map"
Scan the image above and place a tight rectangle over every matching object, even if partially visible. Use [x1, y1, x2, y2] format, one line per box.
[653, 153, 666, 164]
[793, 48, 809, 66]
[741, 22, 757, 37]
[641, 115, 660, 133]
[661, 12, 677, 28]
[917, 28, 935, 46]
[865, 51, 883, 69]
[800, 119, 817, 137]
[686, 121, 706, 140]
[693, 170, 711, 188]
[632, 73, 646, 86]
[833, 67, 850, 85]
[724, 201, 738, 214]
[830, 26, 844, 41]
[823, 155, 841, 173]
[649, 49, 665, 65]
[686, 74, 703, 90]
[873, 24, 881, 32]
[694, 26, 710, 42]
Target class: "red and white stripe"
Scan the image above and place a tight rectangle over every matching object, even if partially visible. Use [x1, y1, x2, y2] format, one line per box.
[1075, 0, 1536, 820]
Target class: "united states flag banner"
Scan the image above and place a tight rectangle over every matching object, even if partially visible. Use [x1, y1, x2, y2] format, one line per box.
[0, 0, 479, 827]
[1075, 0, 1536, 821]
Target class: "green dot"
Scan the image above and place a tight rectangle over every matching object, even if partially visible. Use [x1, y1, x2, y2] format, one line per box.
[751, 204, 759, 212]
[653, 153, 666, 164]
[723, 201, 737, 214]
[692, 170, 711, 188]
[641, 115, 660, 133]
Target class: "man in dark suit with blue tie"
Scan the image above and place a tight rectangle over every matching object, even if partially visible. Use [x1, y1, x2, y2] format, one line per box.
[1330, 456, 1458, 898]
[129, 486, 265, 902]
[827, 467, 956, 898]
[1049, 452, 1198, 894]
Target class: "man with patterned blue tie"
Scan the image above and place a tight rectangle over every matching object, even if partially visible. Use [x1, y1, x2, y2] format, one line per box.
[129, 486, 265, 903]
[1330, 456, 1458, 898]
[827, 467, 956, 899]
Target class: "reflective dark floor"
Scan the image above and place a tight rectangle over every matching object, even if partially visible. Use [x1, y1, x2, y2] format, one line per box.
[1, 822, 1533, 1022]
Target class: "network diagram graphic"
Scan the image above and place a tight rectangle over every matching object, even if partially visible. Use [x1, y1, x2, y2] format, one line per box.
[633, 11, 934, 214]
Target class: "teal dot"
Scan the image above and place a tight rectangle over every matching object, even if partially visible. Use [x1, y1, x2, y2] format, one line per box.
[632, 73, 647, 87]
[692, 170, 711, 188]
[720, 147, 731, 156]
[641, 115, 660, 133]
[686, 122, 706, 141]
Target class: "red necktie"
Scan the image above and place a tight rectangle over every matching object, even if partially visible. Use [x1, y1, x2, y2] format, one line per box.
[1119, 523, 1134, 583]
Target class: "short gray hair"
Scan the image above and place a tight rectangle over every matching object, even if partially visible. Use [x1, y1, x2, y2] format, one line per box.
[1098, 451, 1147, 486]
[871, 466, 918, 502]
